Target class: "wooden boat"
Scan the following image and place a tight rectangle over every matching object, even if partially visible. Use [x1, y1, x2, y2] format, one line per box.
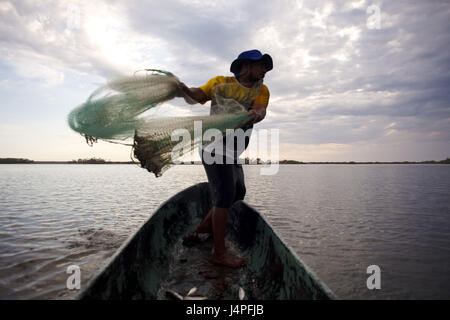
[77, 182, 336, 300]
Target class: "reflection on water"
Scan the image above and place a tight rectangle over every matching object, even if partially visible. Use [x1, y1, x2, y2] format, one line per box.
[0, 164, 449, 299]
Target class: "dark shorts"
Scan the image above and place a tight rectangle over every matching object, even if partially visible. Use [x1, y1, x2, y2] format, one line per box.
[201, 154, 246, 209]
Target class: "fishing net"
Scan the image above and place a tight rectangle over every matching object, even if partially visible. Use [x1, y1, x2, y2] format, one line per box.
[68, 69, 262, 177]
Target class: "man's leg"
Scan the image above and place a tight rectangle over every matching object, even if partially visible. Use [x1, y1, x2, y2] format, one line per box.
[196, 207, 213, 234]
[234, 164, 246, 202]
[210, 206, 248, 267]
[209, 164, 248, 267]
[196, 151, 219, 235]
[199, 155, 247, 267]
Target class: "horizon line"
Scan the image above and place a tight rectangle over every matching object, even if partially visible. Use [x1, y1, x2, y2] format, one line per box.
[1, 157, 449, 164]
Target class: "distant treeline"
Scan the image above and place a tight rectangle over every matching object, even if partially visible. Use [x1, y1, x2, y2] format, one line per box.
[0, 158, 133, 164]
[1, 157, 449, 165]
[278, 158, 450, 164]
[0, 158, 34, 164]
[69, 158, 133, 164]
[277, 158, 450, 164]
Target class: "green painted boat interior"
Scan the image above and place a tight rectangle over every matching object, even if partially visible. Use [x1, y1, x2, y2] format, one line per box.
[77, 183, 336, 300]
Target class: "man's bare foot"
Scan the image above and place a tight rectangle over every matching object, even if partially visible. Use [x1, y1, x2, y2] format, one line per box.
[211, 251, 248, 268]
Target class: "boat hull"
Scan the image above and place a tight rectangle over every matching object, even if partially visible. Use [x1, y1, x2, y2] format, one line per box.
[77, 183, 335, 300]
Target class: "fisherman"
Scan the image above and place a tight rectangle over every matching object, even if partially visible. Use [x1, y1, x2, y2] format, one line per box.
[177, 50, 273, 268]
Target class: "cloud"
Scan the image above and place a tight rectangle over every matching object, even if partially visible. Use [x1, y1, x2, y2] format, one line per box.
[6, 52, 65, 86]
[0, 0, 449, 160]
[0, 1, 134, 80]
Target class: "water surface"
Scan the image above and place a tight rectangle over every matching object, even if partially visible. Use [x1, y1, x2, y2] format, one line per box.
[0, 164, 449, 299]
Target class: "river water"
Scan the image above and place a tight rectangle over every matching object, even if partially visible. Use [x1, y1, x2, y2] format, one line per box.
[0, 164, 449, 299]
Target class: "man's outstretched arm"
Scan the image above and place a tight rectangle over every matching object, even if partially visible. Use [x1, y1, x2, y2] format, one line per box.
[177, 82, 208, 104]
[249, 104, 267, 123]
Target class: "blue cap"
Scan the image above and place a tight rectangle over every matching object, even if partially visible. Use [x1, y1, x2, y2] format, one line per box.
[230, 49, 273, 74]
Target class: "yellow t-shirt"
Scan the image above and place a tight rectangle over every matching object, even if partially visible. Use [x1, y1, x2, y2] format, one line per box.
[199, 76, 270, 108]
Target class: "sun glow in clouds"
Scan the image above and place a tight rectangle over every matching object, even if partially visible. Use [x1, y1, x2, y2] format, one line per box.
[82, 2, 171, 75]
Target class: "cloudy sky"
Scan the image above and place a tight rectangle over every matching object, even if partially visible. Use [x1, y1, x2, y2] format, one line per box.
[0, 0, 449, 161]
